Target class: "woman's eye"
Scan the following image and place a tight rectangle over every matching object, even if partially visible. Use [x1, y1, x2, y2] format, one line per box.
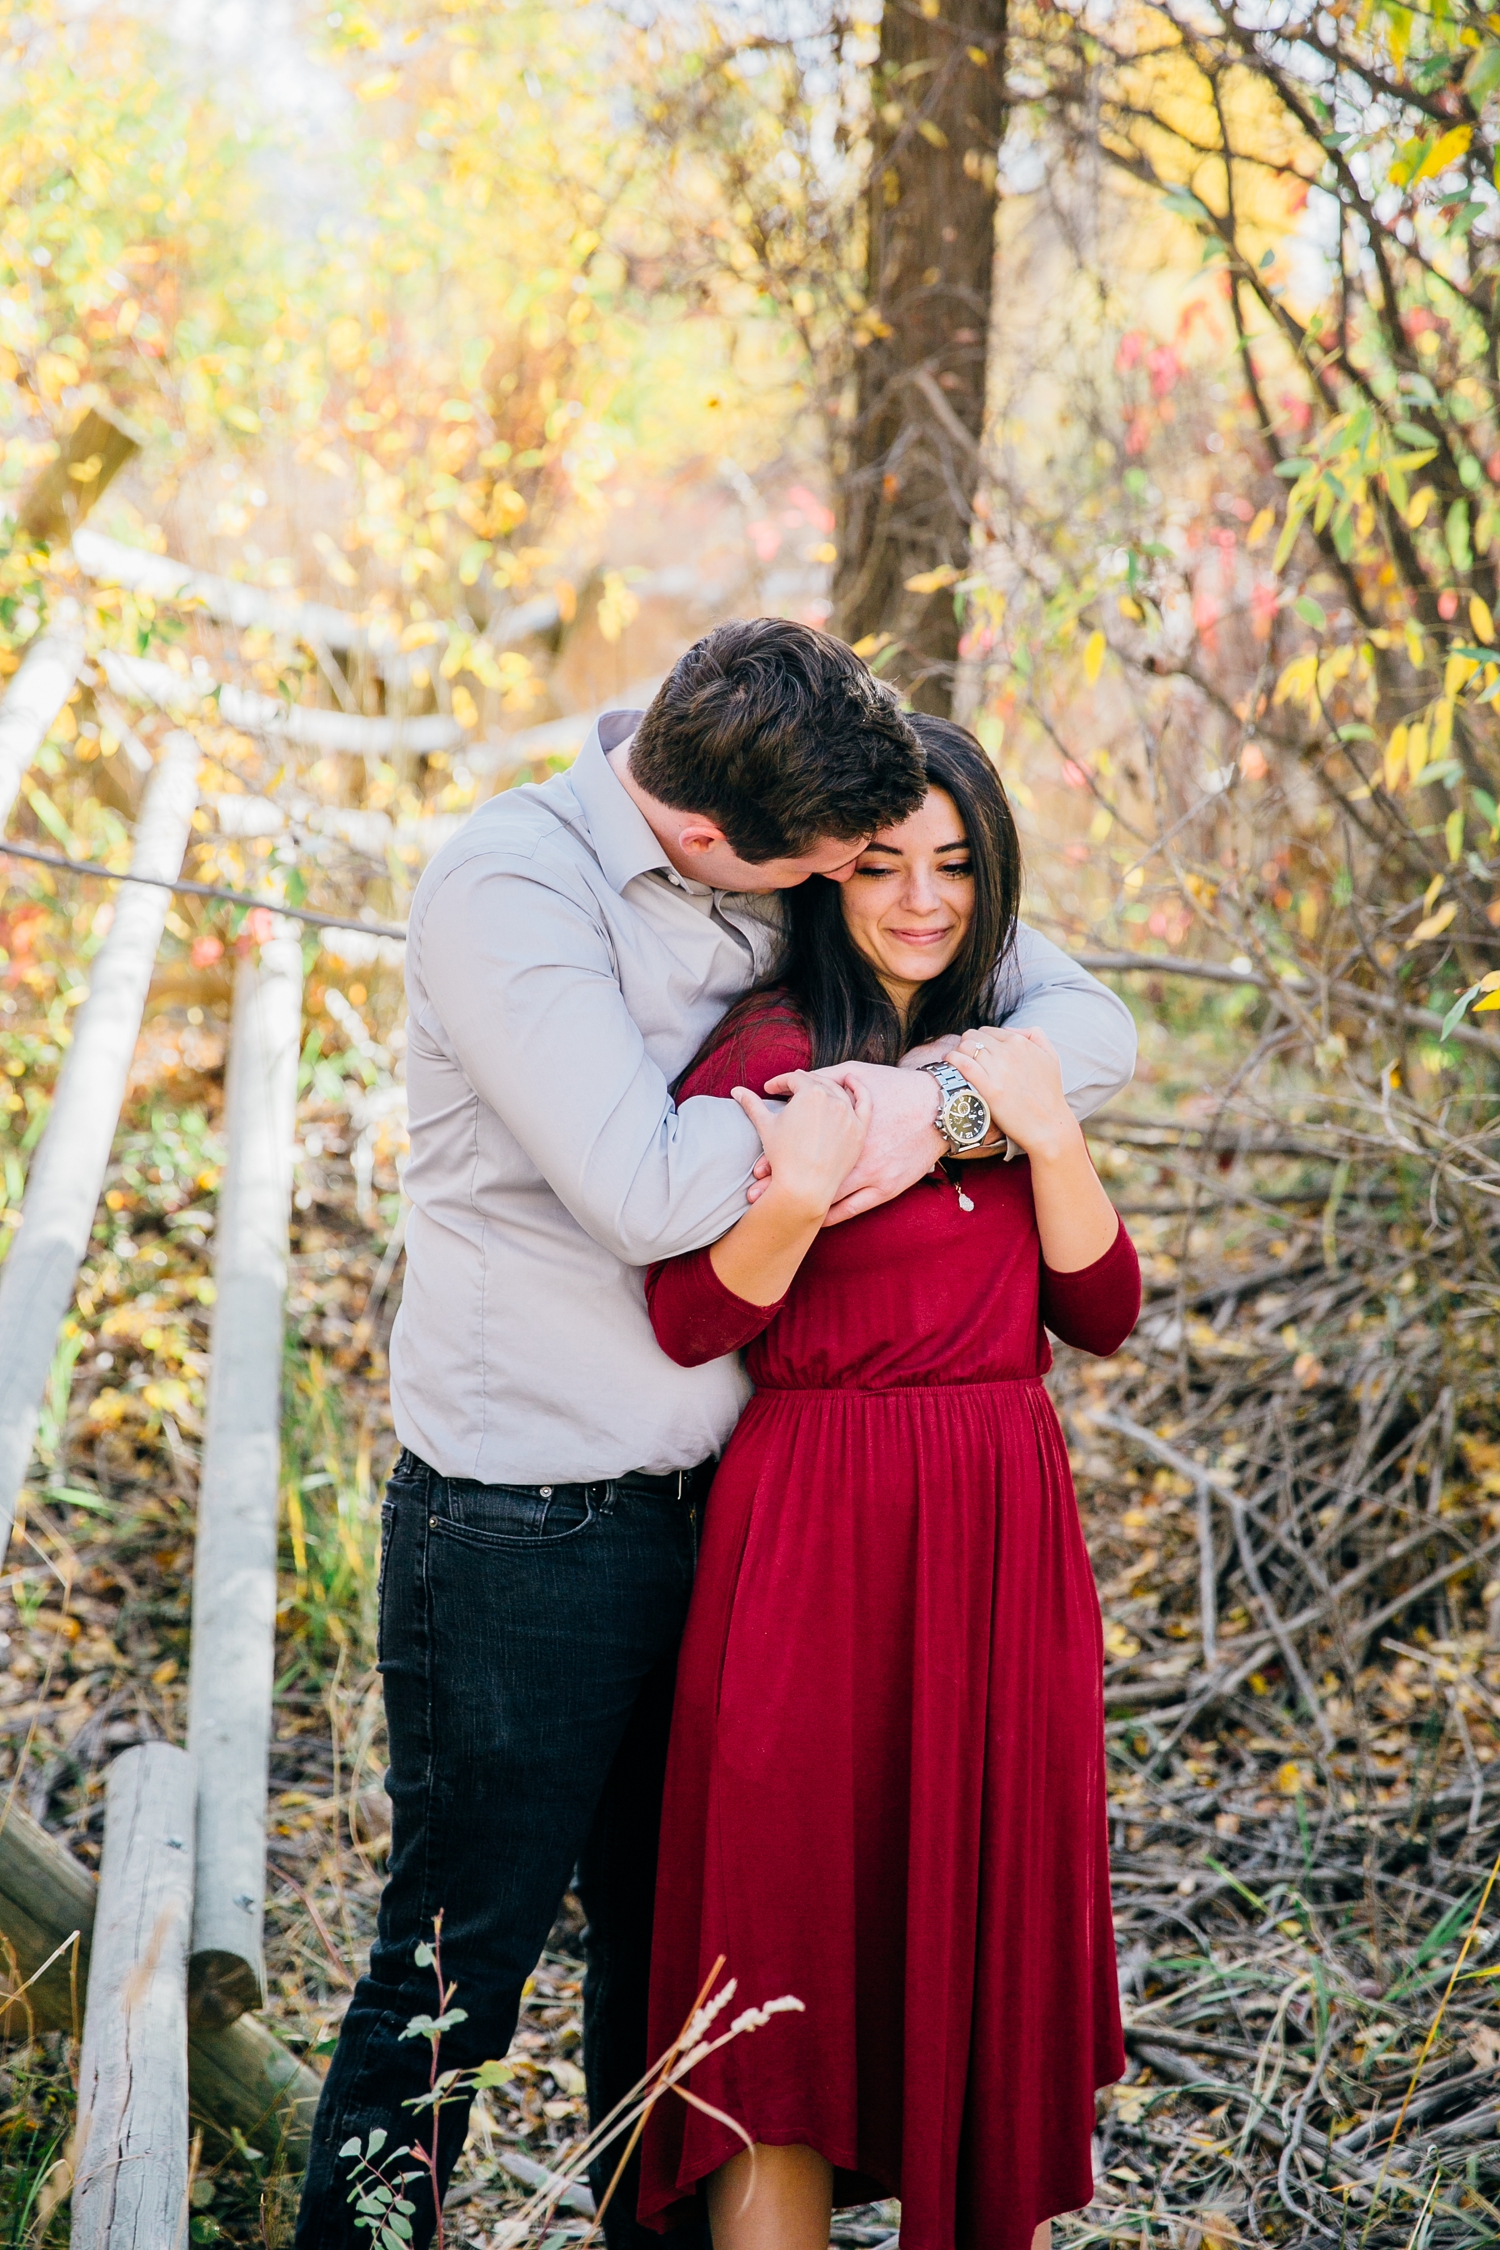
[939, 861, 973, 879]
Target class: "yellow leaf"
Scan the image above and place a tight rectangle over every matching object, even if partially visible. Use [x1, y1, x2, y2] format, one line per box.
[1409, 486, 1435, 527]
[903, 564, 960, 594]
[916, 119, 949, 149]
[1431, 698, 1454, 762]
[1273, 651, 1319, 711]
[1407, 720, 1429, 783]
[223, 404, 261, 435]
[1479, 969, 1500, 991]
[357, 70, 401, 101]
[1412, 123, 1474, 186]
[1118, 594, 1143, 621]
[1405, 620, 1426, 670]
[1475, 989, 1500, 1012]
[851, 631, 894, 659]
[451, 683, 479, 728]
[1471, 595, 1495, 644]
[1447, 807, 1465, 861]
[1247, 506, 1275, 549]
[1384, 725, 1409, 791]
[1408, 900, 1457, 945]
[1083, 629, 1107, 685]
[1277, 1761, 1304, 1794]
[1446, 654, 1480, 697]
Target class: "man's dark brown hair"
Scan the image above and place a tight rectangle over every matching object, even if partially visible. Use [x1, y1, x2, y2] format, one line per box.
[628, 618, 926, 862]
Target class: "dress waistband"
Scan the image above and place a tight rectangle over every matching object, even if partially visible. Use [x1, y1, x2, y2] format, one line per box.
[751, 1376, 1047, 1399]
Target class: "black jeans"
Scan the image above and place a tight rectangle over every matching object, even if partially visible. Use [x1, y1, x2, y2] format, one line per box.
[293, 1449, 715, 2250]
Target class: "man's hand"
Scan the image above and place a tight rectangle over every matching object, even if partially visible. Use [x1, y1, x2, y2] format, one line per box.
[758, 1060, 944, 1224]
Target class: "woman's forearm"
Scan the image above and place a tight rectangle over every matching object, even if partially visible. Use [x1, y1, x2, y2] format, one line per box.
[708, 1184, 827, 1306]
[1026, 1122, 1119, 1272]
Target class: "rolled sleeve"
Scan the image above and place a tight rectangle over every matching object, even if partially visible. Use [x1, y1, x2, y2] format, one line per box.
[414, 855, 761, 1266]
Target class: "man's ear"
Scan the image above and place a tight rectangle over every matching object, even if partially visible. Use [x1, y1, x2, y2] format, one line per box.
[675, 819, 730, 860]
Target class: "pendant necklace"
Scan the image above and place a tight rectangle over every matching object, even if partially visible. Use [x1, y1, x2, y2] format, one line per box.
[938, 1157, 974, 1213]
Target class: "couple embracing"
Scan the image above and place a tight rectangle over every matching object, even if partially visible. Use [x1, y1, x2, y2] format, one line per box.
[296, 621, 1141, 2250]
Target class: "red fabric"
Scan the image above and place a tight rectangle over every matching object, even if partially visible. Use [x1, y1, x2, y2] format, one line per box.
[640, 1007, 1139, 2250]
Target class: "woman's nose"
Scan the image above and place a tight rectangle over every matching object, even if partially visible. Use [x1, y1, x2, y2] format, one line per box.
[901, 868, 943, 913]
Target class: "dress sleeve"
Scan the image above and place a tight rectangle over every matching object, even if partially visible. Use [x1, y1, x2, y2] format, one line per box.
[1039, 1217, 1141, 1357]
[644, 1007, 813, 1370]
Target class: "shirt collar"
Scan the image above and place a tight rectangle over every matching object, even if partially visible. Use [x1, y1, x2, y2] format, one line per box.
[568, 712, 706, 897]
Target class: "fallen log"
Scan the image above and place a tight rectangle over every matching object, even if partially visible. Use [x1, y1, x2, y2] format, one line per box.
[186, 930, 304, 2028]
[0, 1788, 321, 2163]
[71, 1745, 194, 2250]
[0, 618, 85, 828]
[0, 732, 201, 1551]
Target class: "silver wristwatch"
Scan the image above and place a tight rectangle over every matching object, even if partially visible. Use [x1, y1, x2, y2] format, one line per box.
[920, 1060, 991, 1154]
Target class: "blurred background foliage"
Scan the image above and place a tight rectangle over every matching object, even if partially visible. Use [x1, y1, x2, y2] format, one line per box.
[4, 0, 1500, 2242]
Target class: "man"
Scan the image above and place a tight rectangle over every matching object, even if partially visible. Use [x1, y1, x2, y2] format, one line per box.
[295, 620, 1134, 2247]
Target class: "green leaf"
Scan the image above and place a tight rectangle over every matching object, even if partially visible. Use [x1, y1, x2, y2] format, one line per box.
[1466, 44, 1500, 104]
[398, 2007, 468, 2040]
[1447, 498, 1473, 574]
[1273, 458, 1309, 478]
[1160, 185, 1214, 226]
[340, 2138, 363, 2160]
[1294, 595, 1327, 628]
[473, 2057, 515, 2087]
[412, 1943, 434, 1968]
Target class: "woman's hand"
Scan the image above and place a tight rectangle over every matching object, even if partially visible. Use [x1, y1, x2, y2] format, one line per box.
[946, 1027, 1118, 1272]
[732, 1072, 871, 1220]
[707, 1074, 873, 1307]
[946, 1027, 1080, 1163]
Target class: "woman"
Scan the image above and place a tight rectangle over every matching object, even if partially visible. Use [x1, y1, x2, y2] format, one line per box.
[636, 718, 1139, 2250]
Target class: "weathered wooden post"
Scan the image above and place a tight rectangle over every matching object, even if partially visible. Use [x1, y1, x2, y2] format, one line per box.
[70, 1744, 194, 2250]
[186, 925, 304, 2027]
[0, 613, 84, 829]
[0, 732, 201, 1551]
[0, 1788, 321, 2159]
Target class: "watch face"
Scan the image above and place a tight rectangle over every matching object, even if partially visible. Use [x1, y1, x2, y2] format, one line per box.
[944, 1087, 989, 1149]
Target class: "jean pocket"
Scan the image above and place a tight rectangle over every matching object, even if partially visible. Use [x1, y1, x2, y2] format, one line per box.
[432, 1479, 598, 1548]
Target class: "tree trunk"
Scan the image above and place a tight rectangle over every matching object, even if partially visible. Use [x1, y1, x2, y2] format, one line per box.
[832, 1, 1007, 714]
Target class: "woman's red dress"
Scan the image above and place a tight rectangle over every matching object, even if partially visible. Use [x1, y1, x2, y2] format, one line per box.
[638, 1011, 1140, 2250]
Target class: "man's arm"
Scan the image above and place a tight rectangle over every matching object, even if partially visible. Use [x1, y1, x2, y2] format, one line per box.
[761, 924, 1136, 1223]
[990, 921, 1137, 1121]
[412, 853, 761, 1266]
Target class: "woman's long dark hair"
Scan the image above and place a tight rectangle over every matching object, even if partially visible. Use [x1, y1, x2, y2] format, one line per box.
[679, 715, 1021, 1086]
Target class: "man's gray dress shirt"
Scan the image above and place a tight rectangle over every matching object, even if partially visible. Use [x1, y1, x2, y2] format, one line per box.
[391, 711, 1137, 1485]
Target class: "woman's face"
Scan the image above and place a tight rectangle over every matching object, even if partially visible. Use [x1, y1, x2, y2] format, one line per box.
[838, 786, 975, 1001]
